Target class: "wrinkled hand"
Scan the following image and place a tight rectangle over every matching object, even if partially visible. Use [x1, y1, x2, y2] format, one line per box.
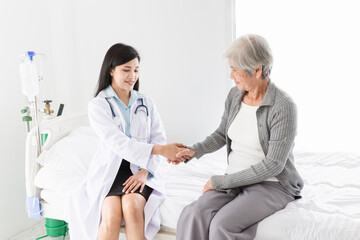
[202, 178, 215, 194]
[122, 169, 148, 194]
[167, 148, 196, 165]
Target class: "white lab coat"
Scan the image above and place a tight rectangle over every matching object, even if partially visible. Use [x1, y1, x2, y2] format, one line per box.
[67, 90, 166, 240]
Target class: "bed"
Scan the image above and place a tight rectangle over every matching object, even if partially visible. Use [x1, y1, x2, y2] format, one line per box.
[25, 113, 360, 239]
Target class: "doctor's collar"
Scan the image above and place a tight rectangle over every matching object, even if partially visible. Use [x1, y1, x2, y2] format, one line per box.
[104, 85, 141, 104]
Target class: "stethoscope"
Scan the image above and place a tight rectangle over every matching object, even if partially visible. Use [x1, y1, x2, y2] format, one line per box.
[106, 98, 149, 131]
[134, 98, 149, 117]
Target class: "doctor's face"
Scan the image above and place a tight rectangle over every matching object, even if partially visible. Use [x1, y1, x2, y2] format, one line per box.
[110, 58, 139, 93]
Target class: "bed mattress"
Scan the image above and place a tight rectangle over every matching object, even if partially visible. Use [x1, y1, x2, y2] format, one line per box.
[34, 127, 360, 239]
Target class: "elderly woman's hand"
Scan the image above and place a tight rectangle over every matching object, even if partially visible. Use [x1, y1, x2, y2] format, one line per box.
[167, 148, 196, 165]
[202, 178, 215, 194]
[152, 143, 187, 162]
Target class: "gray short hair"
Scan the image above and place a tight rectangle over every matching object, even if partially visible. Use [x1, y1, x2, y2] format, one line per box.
[223, 34, 273, 80]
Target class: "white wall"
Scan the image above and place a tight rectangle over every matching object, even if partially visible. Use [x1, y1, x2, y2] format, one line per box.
[235, 0, 360, 153]
[0, 0, 233, 238]
[0, 1, 53, 239]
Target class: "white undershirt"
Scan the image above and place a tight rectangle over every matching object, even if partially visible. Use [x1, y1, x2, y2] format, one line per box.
[227, 102, 278, 182]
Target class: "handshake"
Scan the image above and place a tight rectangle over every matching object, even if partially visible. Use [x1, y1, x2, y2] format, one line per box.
[152, 143, 196, 165]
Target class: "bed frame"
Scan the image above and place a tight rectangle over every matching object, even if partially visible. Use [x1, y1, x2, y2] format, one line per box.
[25, 112, 176, 239]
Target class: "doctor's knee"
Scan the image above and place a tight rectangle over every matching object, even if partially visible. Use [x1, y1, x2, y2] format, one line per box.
[121, 194, 146, 217]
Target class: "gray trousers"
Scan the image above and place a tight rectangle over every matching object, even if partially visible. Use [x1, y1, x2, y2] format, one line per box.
[176, 181, 295, 240]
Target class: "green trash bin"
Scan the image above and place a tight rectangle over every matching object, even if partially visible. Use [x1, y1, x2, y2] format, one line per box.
[36, 218, 68, 240]
[45, 218, 68, 237]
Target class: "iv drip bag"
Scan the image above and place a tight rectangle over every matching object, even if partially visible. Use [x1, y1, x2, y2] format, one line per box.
[20, 52, 39, 99]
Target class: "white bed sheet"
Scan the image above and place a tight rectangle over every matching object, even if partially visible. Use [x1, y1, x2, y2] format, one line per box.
[35, 127, 360, 239]
[255, 151, 360, 240]
[158, 148, 227, 228]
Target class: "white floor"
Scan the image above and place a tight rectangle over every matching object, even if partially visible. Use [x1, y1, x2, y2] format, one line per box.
[9, 219, 127, 240]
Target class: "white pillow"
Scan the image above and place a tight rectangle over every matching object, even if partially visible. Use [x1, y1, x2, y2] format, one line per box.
[37, 126, 99, 171]
[35, 126, 99, 192]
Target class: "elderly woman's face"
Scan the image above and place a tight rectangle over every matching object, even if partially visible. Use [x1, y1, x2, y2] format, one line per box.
[229, 66, 254, 91]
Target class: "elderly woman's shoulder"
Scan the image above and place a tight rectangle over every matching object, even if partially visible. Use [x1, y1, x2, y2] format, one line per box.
[272, 83, 296, 108]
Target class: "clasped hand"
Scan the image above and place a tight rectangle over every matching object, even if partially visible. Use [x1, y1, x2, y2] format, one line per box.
[160, 143, 196, 165]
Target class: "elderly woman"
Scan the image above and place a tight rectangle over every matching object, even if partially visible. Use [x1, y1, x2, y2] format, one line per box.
[174, 34, 304, 240]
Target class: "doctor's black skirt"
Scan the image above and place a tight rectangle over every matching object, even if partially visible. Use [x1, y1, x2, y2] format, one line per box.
[106, 159, 153, 201]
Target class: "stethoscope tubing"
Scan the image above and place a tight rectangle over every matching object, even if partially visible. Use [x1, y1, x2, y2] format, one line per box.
[106, 98, 149, 118]
[134, 98, 149, 117]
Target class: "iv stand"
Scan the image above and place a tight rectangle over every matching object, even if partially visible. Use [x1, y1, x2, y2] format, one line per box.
[33, 96, 41, 156]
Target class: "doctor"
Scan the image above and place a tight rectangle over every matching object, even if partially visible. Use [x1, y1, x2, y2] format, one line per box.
[67, 43, 185, 240]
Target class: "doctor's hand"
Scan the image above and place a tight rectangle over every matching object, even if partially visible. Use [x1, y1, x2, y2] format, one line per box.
[122, 169, 148, 194]
[152, 143, 187, 162]
[202, 178, 215, 194]
[167, 147, 196, 165]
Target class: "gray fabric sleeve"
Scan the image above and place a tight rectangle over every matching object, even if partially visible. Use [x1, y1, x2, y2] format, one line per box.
[185, 91, 233, 163]
[211, 101, 297, 190]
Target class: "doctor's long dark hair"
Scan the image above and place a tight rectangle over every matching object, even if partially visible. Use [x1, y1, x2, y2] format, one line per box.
[94, 43, 140, 97]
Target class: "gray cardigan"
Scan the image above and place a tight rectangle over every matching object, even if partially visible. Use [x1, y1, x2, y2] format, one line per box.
[188, 81, 304, 197]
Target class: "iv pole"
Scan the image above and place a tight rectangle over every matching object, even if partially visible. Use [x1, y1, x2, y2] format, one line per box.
[33, 96, 41, 156]
[20, 51, 46, 156]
